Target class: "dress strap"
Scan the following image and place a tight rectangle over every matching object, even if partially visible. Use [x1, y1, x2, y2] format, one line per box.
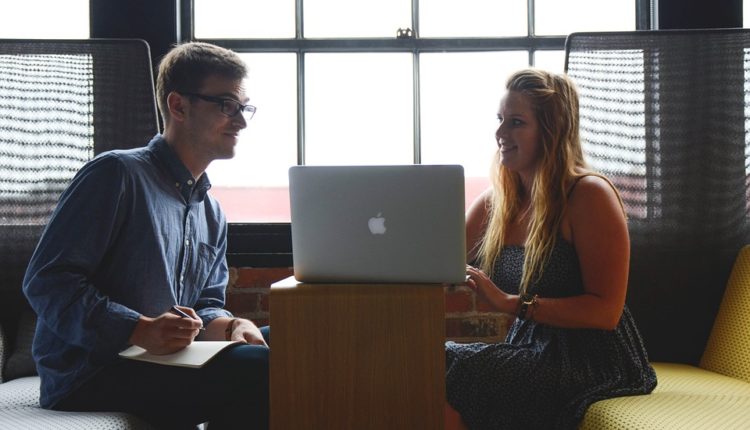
[566, 175, 591, 199]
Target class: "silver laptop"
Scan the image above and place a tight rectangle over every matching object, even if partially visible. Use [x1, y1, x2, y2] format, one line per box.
[289, 164, 466, 284]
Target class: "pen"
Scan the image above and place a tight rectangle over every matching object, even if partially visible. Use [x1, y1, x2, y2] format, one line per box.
[170, 305, 206, 331]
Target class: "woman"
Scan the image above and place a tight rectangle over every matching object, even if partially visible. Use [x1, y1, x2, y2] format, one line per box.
[445, 69, 656, 430]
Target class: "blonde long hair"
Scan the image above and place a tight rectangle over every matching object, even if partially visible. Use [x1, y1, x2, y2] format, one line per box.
[477, 69, 589, 294]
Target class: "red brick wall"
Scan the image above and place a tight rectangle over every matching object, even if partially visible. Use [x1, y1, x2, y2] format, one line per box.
[226, 267, 513, 343]
[225, 267, 294, 327]
[444, 284, 514, 343]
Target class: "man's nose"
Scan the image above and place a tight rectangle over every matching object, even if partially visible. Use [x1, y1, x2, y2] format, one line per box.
[234, 112, 248, 129]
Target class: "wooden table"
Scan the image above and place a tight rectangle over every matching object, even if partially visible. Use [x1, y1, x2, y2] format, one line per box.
[270, 277, 446, 430]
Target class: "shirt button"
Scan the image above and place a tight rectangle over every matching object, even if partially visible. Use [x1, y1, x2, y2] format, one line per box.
[185, 239, 190, 246]
[180, 275, 184, 282]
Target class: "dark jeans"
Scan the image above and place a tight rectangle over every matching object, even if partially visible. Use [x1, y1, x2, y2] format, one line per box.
[56, 326, 270, 430]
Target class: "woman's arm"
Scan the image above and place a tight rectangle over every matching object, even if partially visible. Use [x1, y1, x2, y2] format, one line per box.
[465, 188, 492, 263]
[465, 188, 522, 316]
[530, 175, 630, 330]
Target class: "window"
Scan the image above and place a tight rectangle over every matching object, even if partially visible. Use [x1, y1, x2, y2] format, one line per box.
[191, 0, 638, 223]
[0, 0, 89, 39]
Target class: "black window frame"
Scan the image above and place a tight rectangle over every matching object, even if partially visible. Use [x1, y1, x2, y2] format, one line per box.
[179, 0, 652, 267]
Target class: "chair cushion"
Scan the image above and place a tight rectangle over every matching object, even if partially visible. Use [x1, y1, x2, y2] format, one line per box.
[2, 310, 37, 381]
[651, 362, 750, 396]
[579, 362, 750, 430]
[0, 375, 42, 408]
[0, 376, 155, 429]
[700, 244, 750, 383]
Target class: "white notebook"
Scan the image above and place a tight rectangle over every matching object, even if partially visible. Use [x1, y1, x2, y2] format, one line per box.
[119, 341, 239, 368]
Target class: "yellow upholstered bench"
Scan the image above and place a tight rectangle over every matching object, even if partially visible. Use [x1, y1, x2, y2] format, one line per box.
[580, 245, 750, 429]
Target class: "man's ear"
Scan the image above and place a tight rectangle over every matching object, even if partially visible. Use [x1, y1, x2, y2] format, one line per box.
[167, 92, 187, 122]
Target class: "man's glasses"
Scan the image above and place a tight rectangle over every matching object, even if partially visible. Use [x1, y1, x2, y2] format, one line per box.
[180, 92, 257, 119]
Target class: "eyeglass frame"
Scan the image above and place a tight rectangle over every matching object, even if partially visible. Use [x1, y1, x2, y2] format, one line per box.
[179, 92, 257, 119]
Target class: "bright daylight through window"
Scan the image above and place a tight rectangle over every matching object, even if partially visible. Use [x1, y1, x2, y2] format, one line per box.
[197, 0, 635, 223]
[5, 1, 635, 223]
[1, 0, 89, 38]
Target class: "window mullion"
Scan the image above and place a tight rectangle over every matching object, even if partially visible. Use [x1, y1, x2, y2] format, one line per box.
[297, 0, 304, 38]
[413, 52, 421, 164]
[412, 0, 420, 164]
[528, 0, 535, 36]
[297, 0, 305, 165]
[412, 0, 420, 36]
[297, 53, 306, 166]
[180, 0, 193, 43]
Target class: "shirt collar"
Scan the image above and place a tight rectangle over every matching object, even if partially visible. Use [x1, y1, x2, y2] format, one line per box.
[148, 134, 212, 203]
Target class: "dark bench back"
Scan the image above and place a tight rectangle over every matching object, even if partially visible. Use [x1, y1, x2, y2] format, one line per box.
[0, 39, 158, 375]
[565, 29, 750, 364]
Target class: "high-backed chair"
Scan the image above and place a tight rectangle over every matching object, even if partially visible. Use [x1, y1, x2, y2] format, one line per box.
[565, 29, 750, 365]
[0, 39, 159, 429]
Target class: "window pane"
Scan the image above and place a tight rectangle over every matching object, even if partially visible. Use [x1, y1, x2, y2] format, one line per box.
[535, 0, 635, 35]
[194, 0, 295, 39]
[534, 50, 566, 73]
[0, 0, 89, 38]
[305, 53, 413, 165]
[420, 0, 526, 37]
[206, 54, 297, 222]
[304, 0, 410, 38]
[421, 51, 528, 206]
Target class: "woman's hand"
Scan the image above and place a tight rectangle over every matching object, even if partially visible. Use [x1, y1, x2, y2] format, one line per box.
[465, 265, 515, 314]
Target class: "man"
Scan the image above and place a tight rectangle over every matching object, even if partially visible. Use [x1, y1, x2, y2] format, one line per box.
[23, 42, 268, 429]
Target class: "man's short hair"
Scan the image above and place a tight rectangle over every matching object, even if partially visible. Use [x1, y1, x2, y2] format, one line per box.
[156, 42, 247, 124]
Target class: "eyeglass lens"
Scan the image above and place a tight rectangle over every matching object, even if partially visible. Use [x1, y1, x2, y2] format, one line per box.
[221, 99, 255, 119]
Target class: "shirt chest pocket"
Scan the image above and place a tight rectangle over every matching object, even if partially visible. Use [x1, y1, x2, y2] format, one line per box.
[182, 242, 220, 302]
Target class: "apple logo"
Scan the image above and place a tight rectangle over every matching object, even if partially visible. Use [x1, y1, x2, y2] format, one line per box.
[368, 212, 387, 235]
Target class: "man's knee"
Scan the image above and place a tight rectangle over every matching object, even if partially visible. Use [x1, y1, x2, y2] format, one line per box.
[220, 344, 269, 380]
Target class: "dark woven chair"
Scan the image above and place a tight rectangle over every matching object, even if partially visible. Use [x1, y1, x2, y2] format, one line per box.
[0, 37, 159, 337]
[0, 39, 158, 428]
[565, 29, 750, 365]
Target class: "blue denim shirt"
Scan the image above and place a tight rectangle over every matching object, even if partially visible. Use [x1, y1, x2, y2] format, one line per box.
[23, 134, 232, 408]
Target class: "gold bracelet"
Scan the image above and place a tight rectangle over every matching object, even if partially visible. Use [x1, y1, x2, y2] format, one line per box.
[225, 318, 238, 341]
[527, 295, 539, 320]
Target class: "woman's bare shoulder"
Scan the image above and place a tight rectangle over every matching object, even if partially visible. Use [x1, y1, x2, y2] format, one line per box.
[566, 174, 626, 240]
[568, 175, 621, 208]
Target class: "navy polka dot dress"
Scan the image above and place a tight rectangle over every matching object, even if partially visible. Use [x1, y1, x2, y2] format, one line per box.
[446, 240, 657, 430]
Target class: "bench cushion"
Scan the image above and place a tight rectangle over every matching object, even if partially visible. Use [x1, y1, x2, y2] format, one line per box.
[0, 376, 155, 429]
[579, 362, 750, 429]
[700, 245, 750, 383]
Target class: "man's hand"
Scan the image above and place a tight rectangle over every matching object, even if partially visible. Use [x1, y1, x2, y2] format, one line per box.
[202, 317, 268, 347]
[229, 318, 268, 346]
[128, 307, 203, 355]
